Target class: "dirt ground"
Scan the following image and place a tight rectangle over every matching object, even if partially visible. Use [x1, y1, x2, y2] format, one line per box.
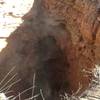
[0, 0, 100, 100]
[0, 0, 33, 52]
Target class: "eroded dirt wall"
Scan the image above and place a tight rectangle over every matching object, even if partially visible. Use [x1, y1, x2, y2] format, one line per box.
[0, 0, 100, 99]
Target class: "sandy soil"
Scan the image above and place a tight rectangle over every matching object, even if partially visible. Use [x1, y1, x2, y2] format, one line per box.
[0, 0, 33, 52]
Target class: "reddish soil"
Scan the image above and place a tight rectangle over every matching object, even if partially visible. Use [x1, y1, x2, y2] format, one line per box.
[0, 0, 100, 100]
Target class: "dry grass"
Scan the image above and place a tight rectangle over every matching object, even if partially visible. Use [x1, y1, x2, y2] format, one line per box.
[0, 65, 100, 100]
[60, 65, 100, 100]
[0, 67, 43, 100]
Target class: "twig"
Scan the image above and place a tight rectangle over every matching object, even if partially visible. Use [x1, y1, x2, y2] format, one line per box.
[25, 93, 40, 100]
[12, 86, 35, 100]
[0, 73, 18, 91]
[0, 79, 21, 93]
[40, 89, 45, 100]
[0, 67, 16, 86]
[32, 73, 36, 98]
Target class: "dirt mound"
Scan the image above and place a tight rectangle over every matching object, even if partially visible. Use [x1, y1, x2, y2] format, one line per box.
[0, 0, 100, 99]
